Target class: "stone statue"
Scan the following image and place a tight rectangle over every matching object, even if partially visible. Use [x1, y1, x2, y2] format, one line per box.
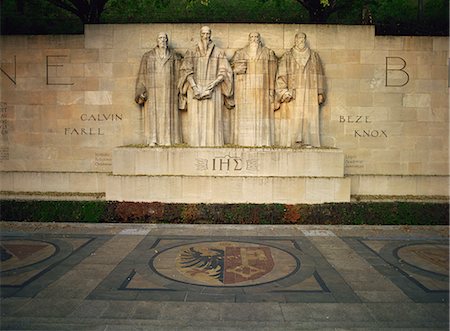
[178, 26, 234, 147]
[230, 32, 278, 146]
[275, 32, 326, 147]
[135, 32, 181, 146]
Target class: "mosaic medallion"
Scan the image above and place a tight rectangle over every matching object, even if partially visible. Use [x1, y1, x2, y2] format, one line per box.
[396, 243, 449, 277]
[0, 240, 57, 272]
[152, 241, 299, 287]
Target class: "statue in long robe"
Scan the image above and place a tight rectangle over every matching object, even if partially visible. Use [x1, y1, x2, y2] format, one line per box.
[275, 32, 326, 147]
[135, 32, 181, 146]
[178, 26, 234, 147]
[231, 32, 278, 146]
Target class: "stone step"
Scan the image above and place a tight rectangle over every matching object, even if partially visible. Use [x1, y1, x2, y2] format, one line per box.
[106, 175, 351, 204]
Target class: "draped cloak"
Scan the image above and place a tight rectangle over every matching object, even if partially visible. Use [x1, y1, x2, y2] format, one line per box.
[275, 48, 325, 147]
[135, 47, 181, 145]
[231, 46, 278, 146]
[178, 42, 233, 147]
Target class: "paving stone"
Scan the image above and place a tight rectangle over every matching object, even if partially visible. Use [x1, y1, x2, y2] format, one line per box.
[100, 301, 138, 319]
[365, 302, 447, 327]
[158, 302, 221, 321]
[281, 303, 375, 322]
[0, 297, 32, 316]
[220, 302, 284, 321]
[131, 301, 163, 320]
[10, 298, 83, 318]
[68, 300, 110, 318]
[0, 223, 448, 330]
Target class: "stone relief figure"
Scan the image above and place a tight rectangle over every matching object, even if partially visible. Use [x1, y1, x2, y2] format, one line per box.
[135, 32, 182, 146]
[178, 26, 234, 147]
[275, 32, 326, 147]
[230, 32, 278, 146]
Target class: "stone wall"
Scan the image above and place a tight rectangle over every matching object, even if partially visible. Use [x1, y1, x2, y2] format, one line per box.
[0, 24, 448, 199]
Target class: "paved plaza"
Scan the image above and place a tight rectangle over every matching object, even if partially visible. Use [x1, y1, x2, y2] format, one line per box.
[0, 222, 448, 330]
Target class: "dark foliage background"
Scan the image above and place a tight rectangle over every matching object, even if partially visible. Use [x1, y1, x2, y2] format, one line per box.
[1, 0, 448, 35]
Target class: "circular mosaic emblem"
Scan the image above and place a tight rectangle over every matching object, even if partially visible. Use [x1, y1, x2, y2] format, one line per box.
[397, 243, 449, 276]
[152, 241, 299, 286]
[0, 239, 57, 272]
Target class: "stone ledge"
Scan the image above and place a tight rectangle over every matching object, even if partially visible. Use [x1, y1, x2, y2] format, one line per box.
[106, 175, 351, 204]
[112, 147, 345, 178]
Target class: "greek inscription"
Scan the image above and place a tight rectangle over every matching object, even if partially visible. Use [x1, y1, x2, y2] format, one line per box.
[386, 56, 409, 87]
[212, 155, 243, 171]
[46, 55, 74, 86]
[0, 56, 16, 85]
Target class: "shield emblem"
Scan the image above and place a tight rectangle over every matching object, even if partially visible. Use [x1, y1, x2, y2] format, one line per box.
[223, 246, 274, 284]
[176, 243, 275, 285]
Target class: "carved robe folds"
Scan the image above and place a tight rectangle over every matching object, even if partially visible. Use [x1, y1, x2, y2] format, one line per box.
[231, 46, 277, 146]
[135, 48, 181, 145]
[276, 49, 325, 147]
[179, 42, 233, 147]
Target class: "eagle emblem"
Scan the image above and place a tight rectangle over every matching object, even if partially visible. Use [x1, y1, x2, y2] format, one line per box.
[176, 242, 274, 285]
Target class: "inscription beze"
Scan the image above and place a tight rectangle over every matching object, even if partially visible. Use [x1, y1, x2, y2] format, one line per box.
[338, 115, 387, 138]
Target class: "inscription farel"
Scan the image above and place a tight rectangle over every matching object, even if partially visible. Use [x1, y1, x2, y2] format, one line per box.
[64, 128, 104, 135]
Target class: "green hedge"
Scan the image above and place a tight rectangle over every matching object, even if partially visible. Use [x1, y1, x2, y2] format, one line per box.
[0, 200, 448, 225]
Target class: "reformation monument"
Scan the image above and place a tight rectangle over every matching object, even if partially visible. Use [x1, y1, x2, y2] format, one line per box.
[0, 24, 448, 203]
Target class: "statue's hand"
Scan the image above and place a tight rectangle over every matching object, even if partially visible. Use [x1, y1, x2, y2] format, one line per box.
[135, 93, 147, 105]
[206, 78, 220, 91]
[282, 92, 293, 103]
[192, 85, 202, 99]
[318, 94, 325, 105]
[233, 61, 247, 74]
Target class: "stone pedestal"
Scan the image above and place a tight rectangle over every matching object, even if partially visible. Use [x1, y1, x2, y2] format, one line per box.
[106, 147, 351, 204]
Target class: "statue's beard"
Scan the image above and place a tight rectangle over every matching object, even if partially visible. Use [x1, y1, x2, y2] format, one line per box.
[249, 41, 259, 48]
